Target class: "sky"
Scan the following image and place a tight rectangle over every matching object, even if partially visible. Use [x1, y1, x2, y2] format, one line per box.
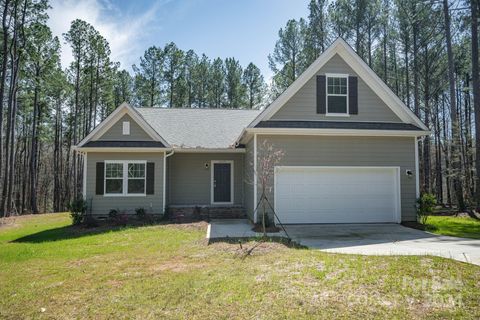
[47, 0, 310, 79]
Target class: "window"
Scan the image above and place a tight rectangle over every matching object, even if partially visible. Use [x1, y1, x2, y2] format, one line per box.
[105, 163, 123, 195]
[127, 163, 145, 194]
[122, 121, 130, 135]
[105, 161, 146, 196]
[326, 74, 348, 115]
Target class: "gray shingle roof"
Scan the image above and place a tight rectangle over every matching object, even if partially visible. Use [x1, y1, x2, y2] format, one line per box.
[255, 121, 424, 131]
[135, 107, 261, 149]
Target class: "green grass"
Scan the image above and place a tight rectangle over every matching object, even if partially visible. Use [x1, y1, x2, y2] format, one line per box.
[1, 213, 479, 319]
[426, 216, 480, 239]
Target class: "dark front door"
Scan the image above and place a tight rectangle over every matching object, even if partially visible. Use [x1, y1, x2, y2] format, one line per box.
[213, 162, 232, 203]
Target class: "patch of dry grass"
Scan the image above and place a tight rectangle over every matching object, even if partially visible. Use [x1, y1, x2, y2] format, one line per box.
[0, 213, 479, 319]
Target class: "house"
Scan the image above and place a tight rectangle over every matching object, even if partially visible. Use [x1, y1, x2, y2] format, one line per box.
[75, 38, 429, 224]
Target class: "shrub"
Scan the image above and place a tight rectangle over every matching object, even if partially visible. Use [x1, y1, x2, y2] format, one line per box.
[68, 198, 87, 226]
[115, 213, 129, 226]
[83, 214, 98, 228]
[108, 209, 119, 219]
[108, 209, 129, 226]
[135, 207, 146, 220]
[416, 193, 436, 225]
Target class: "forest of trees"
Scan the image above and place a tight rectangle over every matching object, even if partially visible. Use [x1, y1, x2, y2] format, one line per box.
[0, 0, 478, 217]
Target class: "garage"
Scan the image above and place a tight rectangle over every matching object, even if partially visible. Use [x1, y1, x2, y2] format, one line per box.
[274, 166, 401, 224]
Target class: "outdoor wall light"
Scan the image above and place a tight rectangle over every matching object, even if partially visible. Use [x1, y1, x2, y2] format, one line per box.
[205, 163, 209, 169]
[406, 170, 413, 177]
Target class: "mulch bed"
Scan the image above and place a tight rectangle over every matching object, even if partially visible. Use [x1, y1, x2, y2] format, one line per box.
[401, 221, 427, 231]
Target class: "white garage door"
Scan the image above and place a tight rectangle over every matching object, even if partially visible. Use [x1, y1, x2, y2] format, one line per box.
[275, 167, 401, 224]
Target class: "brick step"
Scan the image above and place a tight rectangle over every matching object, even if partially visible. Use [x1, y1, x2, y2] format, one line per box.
[168, 206, 246, 220]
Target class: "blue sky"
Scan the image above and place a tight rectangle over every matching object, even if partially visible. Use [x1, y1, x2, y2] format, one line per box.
[48, 0, 309, 79]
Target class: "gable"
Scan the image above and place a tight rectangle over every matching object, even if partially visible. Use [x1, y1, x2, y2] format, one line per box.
[249, 38, 428, 131]
[76, 102, 171, 149]
[271, 54, 401, 122]
[98, 114, 153, 141]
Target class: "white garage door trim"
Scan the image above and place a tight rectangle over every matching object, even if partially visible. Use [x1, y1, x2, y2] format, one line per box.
[274, 166, 402, 224]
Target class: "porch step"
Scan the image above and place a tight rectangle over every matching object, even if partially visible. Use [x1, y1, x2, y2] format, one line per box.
[168, 206, 247, 221]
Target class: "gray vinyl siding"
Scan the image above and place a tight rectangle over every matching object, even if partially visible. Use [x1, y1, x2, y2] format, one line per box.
[85, 152, 164, 215]
[99, 114, 153, 141]
[244, 139, 255, 220]
[256, 135, 417, 222]
[167, 153, 244, 206]
[271, 54, 401, 122]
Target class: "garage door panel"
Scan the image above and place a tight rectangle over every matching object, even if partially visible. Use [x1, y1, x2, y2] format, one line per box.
[275, 167, 399, 224]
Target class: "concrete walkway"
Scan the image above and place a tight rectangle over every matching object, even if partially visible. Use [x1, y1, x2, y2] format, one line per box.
[285, 224, 480, 266]
[208, 220, 480, 266]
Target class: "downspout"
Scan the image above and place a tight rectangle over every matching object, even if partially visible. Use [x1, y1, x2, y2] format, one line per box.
[163, 149, 175, 213]
[415, 135, 426, 199]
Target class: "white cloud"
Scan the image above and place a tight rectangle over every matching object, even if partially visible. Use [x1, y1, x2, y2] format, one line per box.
[47, 0, 163, 71]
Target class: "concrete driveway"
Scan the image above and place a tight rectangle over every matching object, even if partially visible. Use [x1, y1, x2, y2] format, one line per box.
[284, 224, 480, 266]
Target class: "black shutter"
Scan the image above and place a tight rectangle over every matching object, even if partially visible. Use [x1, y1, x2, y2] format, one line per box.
[348, 76, 358, 115]
[96, 162, 104, 195]
[316, 75, 326, 114]
[146, 162, 155, 195]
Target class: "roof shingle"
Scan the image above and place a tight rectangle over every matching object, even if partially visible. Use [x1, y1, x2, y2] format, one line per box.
[135, 107, 261, 149]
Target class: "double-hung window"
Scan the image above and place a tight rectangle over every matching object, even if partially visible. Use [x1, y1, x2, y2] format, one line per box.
[326, 74, 348, 115]
[105, 161, 146, 196]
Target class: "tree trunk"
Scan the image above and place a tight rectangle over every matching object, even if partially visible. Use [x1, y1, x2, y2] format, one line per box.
[471, 0, 480, 207]
[29, 67, 40, 214]
[443, 0, 466, 211]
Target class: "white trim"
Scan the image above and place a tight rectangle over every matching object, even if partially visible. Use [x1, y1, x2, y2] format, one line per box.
[75, 147, 245, 153]
[173, 148, 245, 153]
[163, 150, 175, 213]
[325, 73, 349, 116]
[246, 128, 430, 137]
[210, 160, 234, 205]
[273, 166, 402, 224]
[77, 102, 171, 148]
[415, 137, 420, 199]
[248, 38, 428, 131]
[75, 147, 169, 153]
[163, 152, 166, 213]
[122, 121, 130, 135]
[104, 160, 147, 197]
[253, 133, 258, 223]
[82, 153, 87, 200]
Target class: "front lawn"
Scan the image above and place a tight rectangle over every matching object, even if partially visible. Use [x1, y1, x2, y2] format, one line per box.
[1, 213, 479, 319]
[426, 216, 480, 239]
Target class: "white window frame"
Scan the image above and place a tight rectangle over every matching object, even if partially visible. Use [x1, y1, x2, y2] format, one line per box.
[104, 160, 147, 197]
[211, 160, 234, 205]
[325, 73, 349, 117]
[122, 121, 130, 135]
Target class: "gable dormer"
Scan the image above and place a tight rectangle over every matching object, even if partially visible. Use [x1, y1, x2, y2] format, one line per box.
[249, 38, 427, 131]
[271, 54, 400, 122]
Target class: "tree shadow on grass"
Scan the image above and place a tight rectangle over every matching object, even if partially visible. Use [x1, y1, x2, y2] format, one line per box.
[11, 219, 206, 243]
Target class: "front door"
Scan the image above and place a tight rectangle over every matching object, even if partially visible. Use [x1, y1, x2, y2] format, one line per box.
[212, 161, 233, 204]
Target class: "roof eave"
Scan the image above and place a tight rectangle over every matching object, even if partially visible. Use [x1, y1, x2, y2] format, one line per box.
[246, 127, 431, 137]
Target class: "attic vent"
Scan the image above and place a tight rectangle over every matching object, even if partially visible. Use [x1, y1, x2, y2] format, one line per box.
[122, 121, 130, 135]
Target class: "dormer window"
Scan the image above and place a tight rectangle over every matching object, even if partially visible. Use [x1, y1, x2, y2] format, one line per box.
[122, 121, 130, 135]
[326, 74, 348, 116]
